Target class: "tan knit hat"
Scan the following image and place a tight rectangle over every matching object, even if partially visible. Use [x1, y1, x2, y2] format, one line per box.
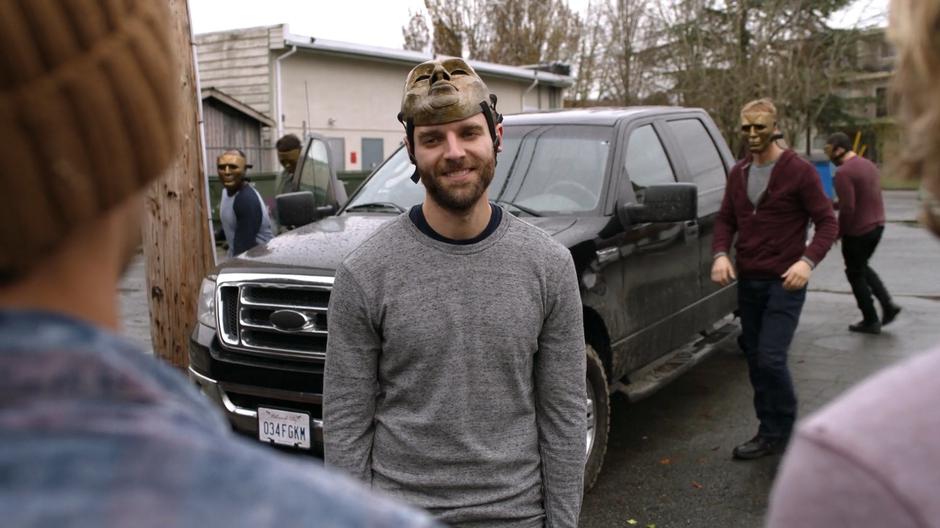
[0, 0, 179, 280]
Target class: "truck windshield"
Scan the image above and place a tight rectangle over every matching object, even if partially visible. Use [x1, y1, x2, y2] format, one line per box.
[344, 124, 612, 216]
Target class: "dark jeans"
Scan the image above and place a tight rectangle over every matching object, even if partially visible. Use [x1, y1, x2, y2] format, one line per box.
[842, 225, 892, 323]
[737, 279, 807, 440]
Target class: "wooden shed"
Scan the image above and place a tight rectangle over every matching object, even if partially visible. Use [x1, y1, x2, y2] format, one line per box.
[201, 87, 277, 173]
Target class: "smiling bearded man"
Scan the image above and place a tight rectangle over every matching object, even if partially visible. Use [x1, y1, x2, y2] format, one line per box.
[420, 139, 495, 211]
[323, 58, 587, 528]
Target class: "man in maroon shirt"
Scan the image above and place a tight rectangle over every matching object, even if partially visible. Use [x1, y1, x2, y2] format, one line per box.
[826, 132, 902, 335]
[712, 99, 838, 460]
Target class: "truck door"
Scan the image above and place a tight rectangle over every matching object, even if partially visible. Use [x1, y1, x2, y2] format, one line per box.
[663, 116, 737, 326]
[294, 134, 348, 216]
[615, 122, 701, 371]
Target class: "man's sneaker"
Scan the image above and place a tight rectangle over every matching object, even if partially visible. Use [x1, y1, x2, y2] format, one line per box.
[882, 304, 902, 326]
[732, 435, 784, 460]
[849, 320, 882, 335]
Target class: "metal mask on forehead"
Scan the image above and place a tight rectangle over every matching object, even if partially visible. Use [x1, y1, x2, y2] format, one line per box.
[398, 58, 502, 182]
[740, 110, 776, 154]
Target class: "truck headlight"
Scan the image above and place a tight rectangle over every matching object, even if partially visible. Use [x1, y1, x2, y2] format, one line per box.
[197, 276, 217, 329]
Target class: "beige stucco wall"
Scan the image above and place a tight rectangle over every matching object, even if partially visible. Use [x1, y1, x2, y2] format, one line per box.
[278, 51, 563, 171]
[195, 27, 567, 172]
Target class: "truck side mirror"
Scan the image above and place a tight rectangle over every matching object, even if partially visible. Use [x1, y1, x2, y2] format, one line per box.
[276, 191, 317, 228]
[618, 183, 698, 226]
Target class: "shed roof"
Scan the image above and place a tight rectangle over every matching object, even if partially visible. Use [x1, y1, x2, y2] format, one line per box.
[201, 87, 275, 127]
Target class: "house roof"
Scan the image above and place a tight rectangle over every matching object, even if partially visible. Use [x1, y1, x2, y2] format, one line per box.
[282, 33, 574, 88]
[201, 87, 275, 127]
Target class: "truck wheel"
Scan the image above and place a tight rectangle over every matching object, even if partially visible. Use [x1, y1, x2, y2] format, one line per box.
[584, 343, 609, 492]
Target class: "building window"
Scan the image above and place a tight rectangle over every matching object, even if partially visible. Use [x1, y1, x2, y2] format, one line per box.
[876, 87, 887, 118]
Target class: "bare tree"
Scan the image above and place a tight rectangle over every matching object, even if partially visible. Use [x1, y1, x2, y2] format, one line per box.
[595, 0, 657, 105]
[483, 0, 581, 66]
[421, 0, 490, 57]
[567, 1, 606, 105]
[403, 10, 432, 53]
[652, 0, 857, 154]
[407, 0, 586, 67]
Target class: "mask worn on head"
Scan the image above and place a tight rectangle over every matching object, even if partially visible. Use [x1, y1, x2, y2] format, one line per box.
[740, 111, 776, 154]
[397, 58, 502, 183]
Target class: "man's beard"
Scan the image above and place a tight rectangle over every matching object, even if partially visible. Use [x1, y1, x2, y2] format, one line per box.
[419, 153, 495, 212]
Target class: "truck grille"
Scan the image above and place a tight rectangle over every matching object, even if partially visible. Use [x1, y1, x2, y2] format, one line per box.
[216, 273, 334, 361]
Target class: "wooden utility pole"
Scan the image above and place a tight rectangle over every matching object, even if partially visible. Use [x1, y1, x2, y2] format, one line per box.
[142, 0, 215, 369]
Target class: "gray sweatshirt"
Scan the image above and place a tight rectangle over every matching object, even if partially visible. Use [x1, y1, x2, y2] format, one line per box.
[324, 209, 587, 528]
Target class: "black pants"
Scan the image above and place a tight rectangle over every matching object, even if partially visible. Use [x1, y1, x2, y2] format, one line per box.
[842, 225, 892, 323]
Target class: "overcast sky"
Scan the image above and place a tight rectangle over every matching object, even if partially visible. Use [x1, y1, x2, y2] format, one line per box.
[189, 0, 889, 50]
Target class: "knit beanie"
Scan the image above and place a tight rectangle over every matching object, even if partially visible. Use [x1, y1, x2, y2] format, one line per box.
[0, 0, 179, 281]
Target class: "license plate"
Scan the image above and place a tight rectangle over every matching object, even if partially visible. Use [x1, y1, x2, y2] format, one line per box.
[258, 407, 311, 449]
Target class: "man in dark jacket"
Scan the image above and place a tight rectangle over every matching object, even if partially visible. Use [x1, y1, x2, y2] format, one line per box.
[826, 132, 901, 334]
[217, 149, 274, 256]
[711, 98, 838, 460]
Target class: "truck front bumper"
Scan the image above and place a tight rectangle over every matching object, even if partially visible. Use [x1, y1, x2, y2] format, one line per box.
[189, 366, 325, 448]
[188, 324, 326, 453]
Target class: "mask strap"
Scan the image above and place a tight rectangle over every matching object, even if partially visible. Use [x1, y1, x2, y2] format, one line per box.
[479, 96, 503, 150]
[398, 112, 420, 183]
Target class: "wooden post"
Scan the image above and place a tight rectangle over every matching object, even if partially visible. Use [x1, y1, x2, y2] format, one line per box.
[142, 0, 215, 369]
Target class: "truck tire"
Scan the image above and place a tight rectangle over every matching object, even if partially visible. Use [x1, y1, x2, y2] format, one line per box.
[583, 343, 609, 492]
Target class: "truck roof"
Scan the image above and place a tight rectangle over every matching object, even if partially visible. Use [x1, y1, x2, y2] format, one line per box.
[503, 106, 706, 127]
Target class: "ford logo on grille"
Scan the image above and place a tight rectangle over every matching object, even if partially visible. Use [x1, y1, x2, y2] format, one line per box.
[270, 310, 310, 331]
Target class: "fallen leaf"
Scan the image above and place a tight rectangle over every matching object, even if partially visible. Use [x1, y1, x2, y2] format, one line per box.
[647, 525, 657, 528]
[691, 481, 704, 489]
[659, 458, 671, 465]
[627, 519, 638, 525]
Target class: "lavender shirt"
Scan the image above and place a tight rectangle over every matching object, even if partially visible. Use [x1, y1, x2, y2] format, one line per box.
[767, 346, 940, 526]
[0, 309, 441, 528]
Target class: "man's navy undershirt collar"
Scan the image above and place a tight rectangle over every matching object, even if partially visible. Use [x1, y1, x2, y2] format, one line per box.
[408, 203, 502, 245]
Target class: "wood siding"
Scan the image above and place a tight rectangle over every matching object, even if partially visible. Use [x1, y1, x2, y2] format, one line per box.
[203, 100, 275, 173]
[195, 26, 279, 119]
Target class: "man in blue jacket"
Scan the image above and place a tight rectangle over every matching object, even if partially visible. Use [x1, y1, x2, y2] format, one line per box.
[217, 149, 274, 256]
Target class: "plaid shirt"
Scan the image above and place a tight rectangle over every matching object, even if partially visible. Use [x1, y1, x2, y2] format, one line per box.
[0, 309, 441, 528]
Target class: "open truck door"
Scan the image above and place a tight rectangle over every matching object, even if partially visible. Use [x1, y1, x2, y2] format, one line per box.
[276, 134, 348, 229]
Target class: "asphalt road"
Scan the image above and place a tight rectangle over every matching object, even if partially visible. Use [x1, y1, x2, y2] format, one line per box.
[118, 190, 940, 527]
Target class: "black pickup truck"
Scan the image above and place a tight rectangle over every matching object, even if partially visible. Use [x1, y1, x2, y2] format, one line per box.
[190, 106, 739, 489]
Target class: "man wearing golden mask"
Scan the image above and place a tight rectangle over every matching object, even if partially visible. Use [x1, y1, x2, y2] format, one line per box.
[217, 149, 273, 256]
[324, 58, 586, 527]
[712, 99, 838, 460]
[767, 1, 940, 524]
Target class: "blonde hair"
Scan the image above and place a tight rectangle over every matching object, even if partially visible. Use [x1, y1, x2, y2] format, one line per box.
[741, 98, 778, 120]
[889, 0, 940, 199]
